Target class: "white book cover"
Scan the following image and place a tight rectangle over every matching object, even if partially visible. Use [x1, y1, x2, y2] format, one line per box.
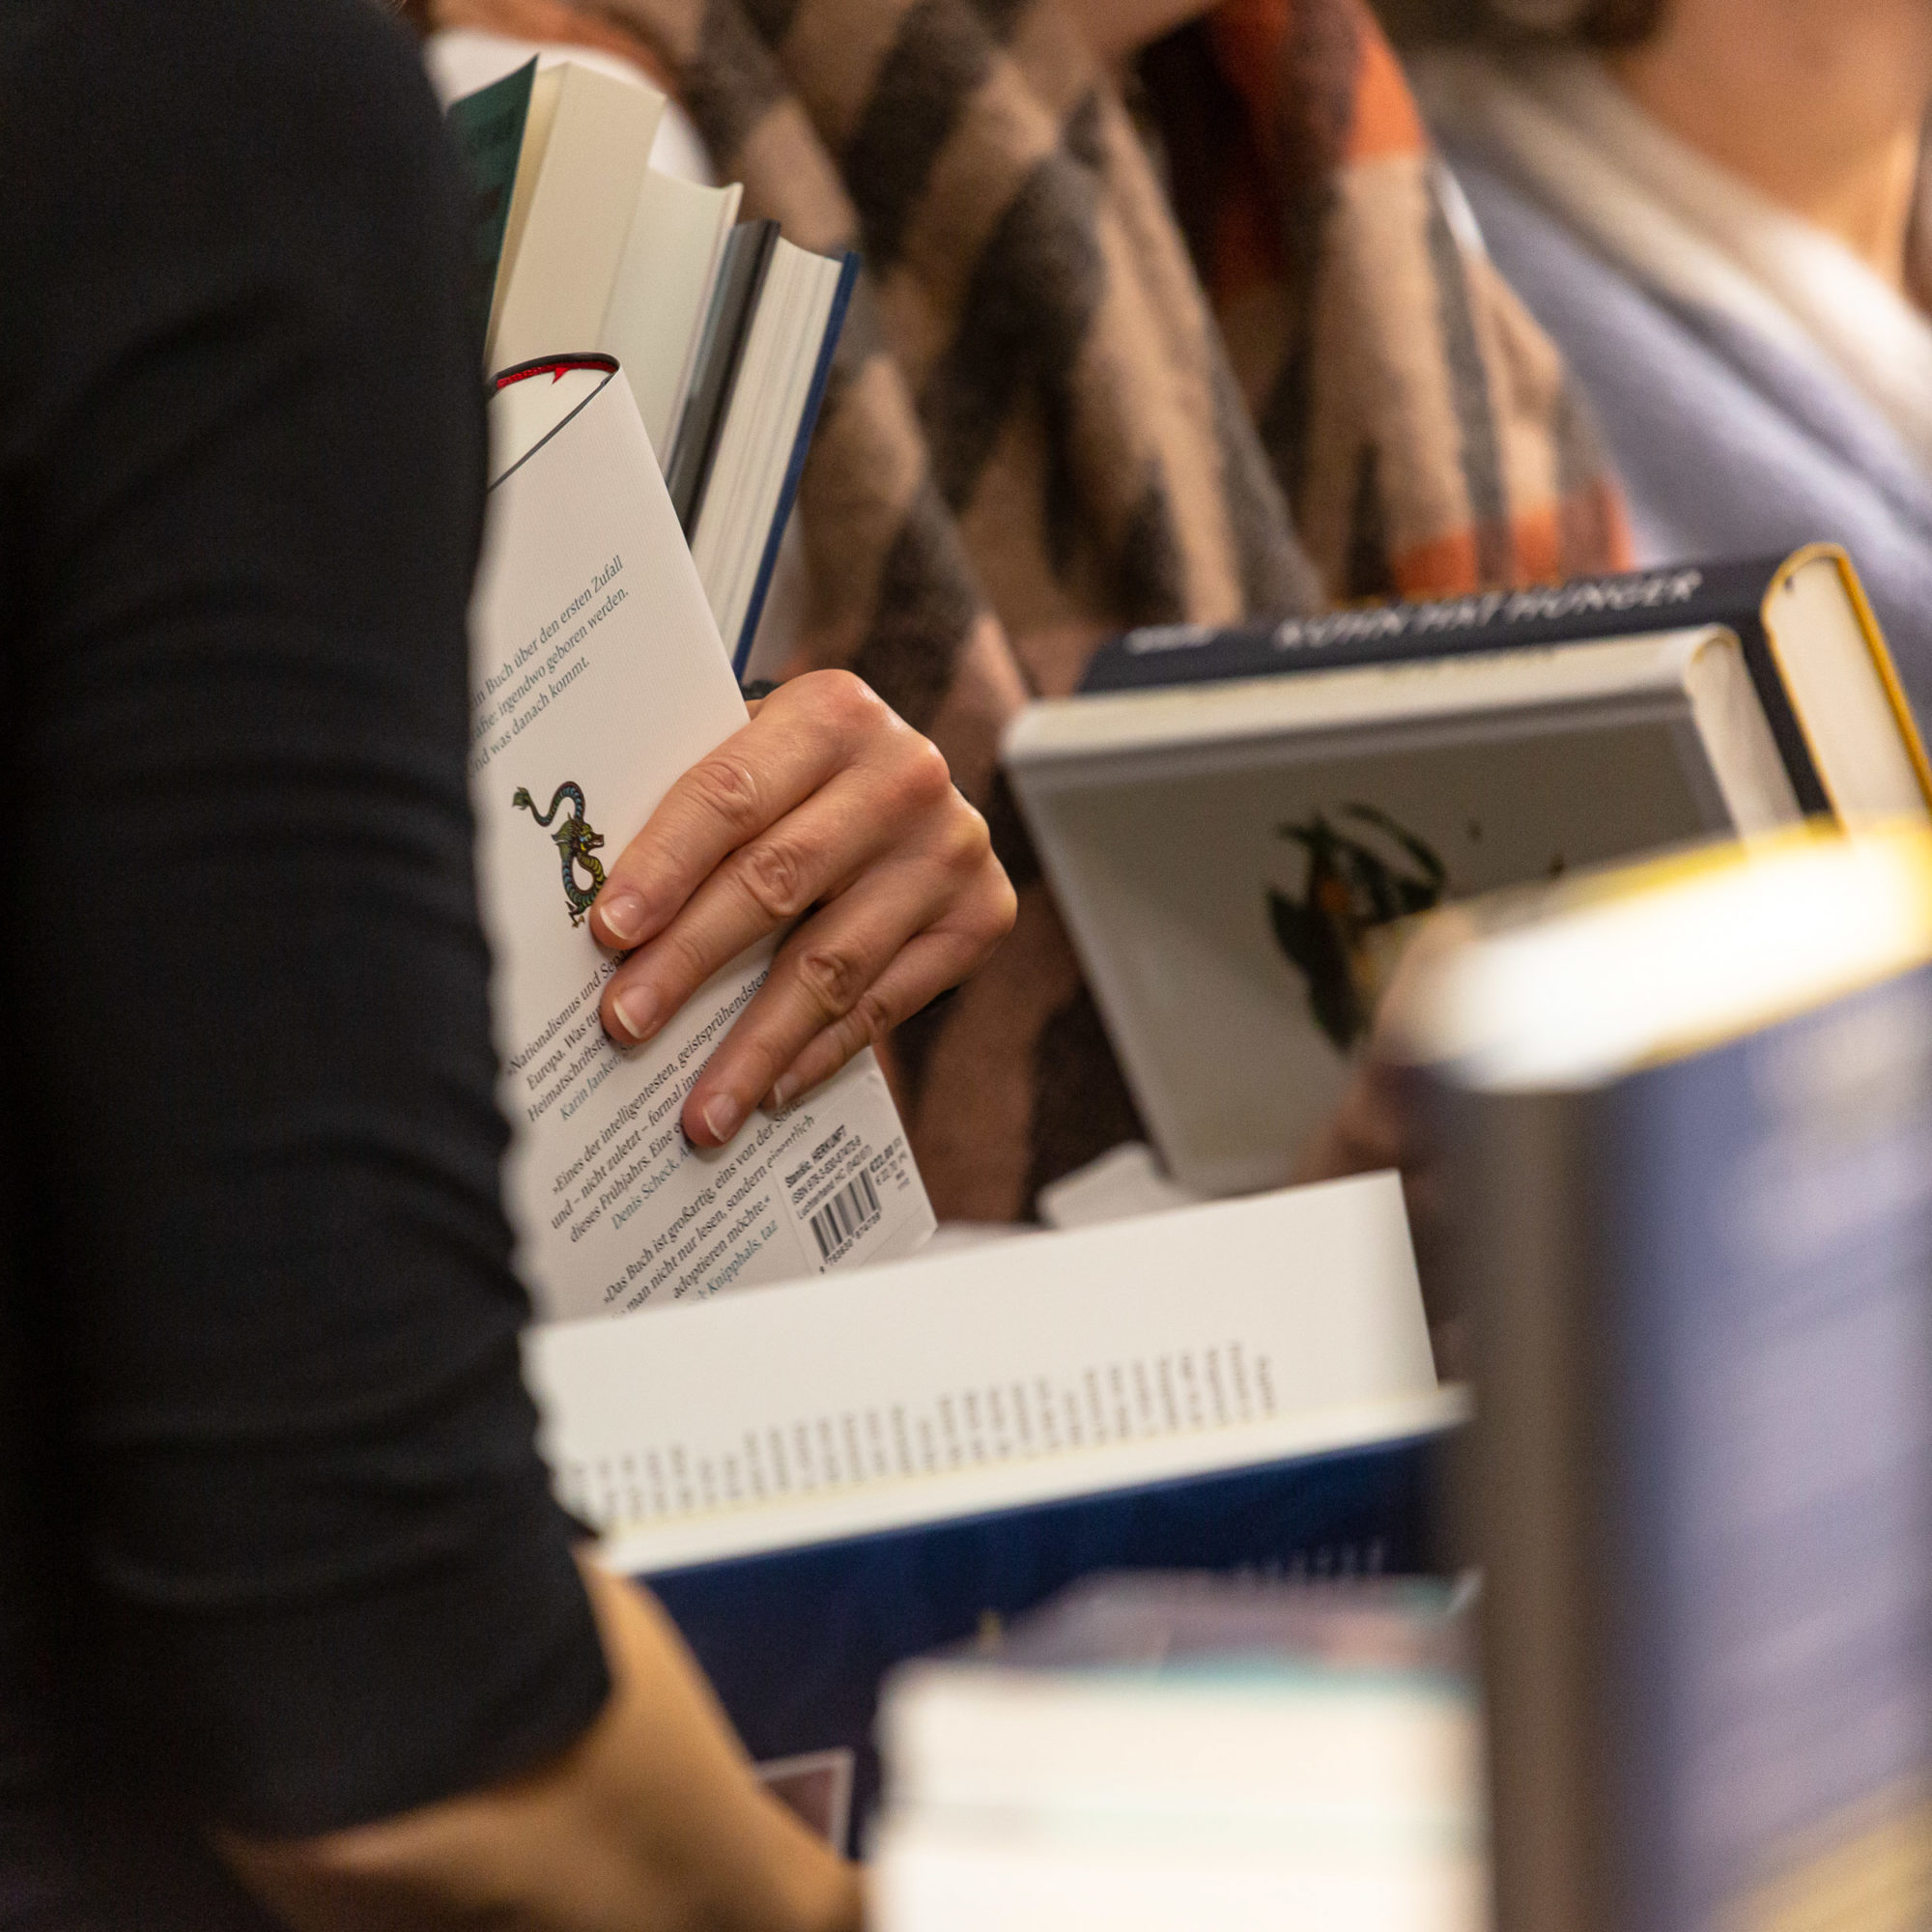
[489, 63, 664, 376]
[525, 1173, 1456, 1575]
[469, 362, 933, 1323]
[1005, 629, 1800, 1197]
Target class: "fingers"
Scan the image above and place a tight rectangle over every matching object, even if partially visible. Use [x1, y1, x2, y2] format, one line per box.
[585, 667, 1018, 1147]
[585, 671, 892, 954]
[679, 834, 1014, 1147]
[596, 773, 905, 1049]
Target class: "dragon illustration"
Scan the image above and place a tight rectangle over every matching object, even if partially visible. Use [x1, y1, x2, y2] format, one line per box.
[1267, 804, 1448, 1055]
[513, 781, 607, 926]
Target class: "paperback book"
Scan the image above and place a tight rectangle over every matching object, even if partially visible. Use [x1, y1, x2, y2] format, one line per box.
[469, 358, 932, 1321]
[872, 1574, 1483, 1931]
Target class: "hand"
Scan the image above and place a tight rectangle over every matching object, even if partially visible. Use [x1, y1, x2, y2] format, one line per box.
[586, 671, 1016, 1146]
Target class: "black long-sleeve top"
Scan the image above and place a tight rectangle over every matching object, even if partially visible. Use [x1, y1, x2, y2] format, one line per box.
[0, 4, 610, 1919]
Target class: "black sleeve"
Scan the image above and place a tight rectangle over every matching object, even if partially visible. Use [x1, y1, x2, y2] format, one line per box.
[0, 0, 610, 1834]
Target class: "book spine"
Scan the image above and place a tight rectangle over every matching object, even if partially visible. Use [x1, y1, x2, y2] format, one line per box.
[1454, 964, 1932, 1932]
[1080, 561, 1783, 693]
[1076, 558, 1831, 813]
[730, 251, 860, 678]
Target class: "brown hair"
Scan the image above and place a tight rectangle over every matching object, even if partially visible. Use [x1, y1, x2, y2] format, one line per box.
[1373, 0, 1666, 45]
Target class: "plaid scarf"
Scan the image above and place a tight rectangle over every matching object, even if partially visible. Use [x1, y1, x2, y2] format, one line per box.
[416, 0, 1629, 1219]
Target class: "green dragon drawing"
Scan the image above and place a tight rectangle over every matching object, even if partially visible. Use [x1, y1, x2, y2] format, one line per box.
[513, 781, 607, 926]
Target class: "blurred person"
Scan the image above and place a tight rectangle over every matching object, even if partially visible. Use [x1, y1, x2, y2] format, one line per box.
[0, 0, 1011, 1924]
[412, 0, 1630, 1220]
[1393, 0, 1932, 718]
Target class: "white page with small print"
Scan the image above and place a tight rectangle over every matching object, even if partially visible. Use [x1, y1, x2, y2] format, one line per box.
[469, 364, 932, 1322]
[525, 1173, 1454, 1574]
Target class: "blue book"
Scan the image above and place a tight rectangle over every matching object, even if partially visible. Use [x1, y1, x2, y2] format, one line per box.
[1408, 825, 1932, 1932]
[524, 1174, 1464, 1852]
[1076, 546, 1930, 824]
[653, 1421, 1449, 1849]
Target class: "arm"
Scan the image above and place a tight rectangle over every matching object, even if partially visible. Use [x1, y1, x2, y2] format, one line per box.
[223, 1560, 863, 1932]
[0, 3, 855, 1919]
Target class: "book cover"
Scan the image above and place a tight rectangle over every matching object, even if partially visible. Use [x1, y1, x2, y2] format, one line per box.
[469, 359, 932, 1320]
[1081, 549, 1932, 826]
[1411, 828, 1932, 1932]
[655, 1424, 1453, 1856]
[1007, 630, 1797, 1196]
[444, 57, 536, 352]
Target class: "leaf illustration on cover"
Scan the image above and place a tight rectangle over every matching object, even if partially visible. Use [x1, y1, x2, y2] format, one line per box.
[1267, 805, 1447, 1054]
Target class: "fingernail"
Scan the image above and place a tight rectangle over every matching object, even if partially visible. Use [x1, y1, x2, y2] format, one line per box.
[702, 1093, 743, 1142]
[768, 1073, 796, 1112]
[613, 984, 659, 1041]
[599, 894, 647, 946]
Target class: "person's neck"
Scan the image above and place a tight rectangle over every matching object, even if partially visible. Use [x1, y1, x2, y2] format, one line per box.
[1605, 2, 1932, 293]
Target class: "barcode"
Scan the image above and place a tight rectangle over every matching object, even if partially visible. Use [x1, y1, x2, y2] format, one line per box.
[810, 1170, 881, 1261]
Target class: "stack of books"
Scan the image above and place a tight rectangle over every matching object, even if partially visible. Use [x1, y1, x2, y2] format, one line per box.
[870, 1574, 1486, 1931]
[447, 53, 856, 673]
[427, 42, 1932, 1910]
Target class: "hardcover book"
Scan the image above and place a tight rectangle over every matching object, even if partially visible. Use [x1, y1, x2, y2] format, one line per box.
[1006, 551, 1932, 1198]
[1400, 825, 1932, 1932]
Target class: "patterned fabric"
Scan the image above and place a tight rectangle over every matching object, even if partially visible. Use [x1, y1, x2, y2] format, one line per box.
[414, 0, 1629, 1220]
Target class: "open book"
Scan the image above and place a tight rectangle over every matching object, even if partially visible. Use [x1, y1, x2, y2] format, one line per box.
[526, 1172, 1460, 1847]
[469, 358, 933, 1321]
[1008, 551, 1932, 1198]
[527, 1172, 1450, 1572]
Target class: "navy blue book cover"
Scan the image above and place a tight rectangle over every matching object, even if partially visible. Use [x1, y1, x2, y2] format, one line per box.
[1078, 558, 1828, 814]
[639, 1423, 1453, 1852]
[1601, 962, 1932, 1928]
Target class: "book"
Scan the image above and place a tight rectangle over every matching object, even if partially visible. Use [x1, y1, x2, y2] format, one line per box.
[524, 1173, 1465, 1848]
[685, 241, 859, 673]
[870, 1574, 1483, 1930]
[468, 355, 933, 1320]
[1079, 549, 1932, 825]
[1006, 623, 1805, 1197]
[484, 61, 664, 376]
[665, 219, 779, 531]
[444, 56, 536, 351]
[600, 168, 745, 460]
[1394, 824, 1932, 1932]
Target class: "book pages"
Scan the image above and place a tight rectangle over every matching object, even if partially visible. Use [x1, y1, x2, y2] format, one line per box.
[526, 1173, 1451, 1572]
[469, 366, 933, 1322]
